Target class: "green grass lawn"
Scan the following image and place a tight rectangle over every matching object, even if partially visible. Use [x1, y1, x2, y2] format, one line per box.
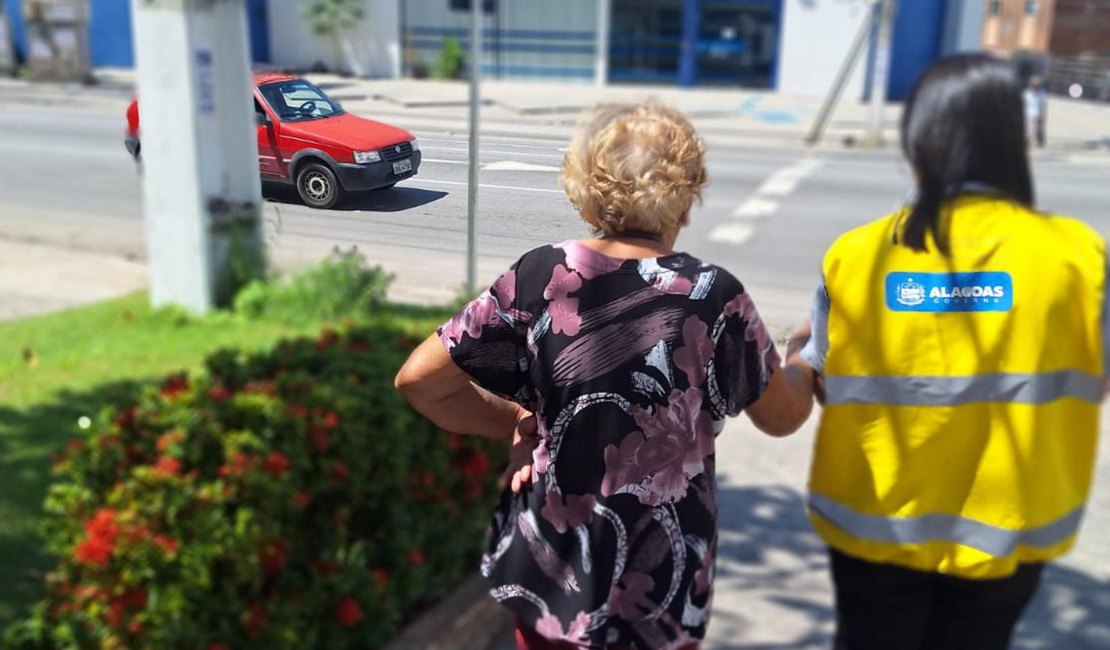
[0, 292, 450, 626]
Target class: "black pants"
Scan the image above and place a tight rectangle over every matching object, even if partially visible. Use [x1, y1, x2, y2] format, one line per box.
[829, 549, 1044, 650]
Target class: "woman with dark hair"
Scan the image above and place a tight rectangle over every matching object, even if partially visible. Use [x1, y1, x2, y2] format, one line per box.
[793, 54, 1106, 649]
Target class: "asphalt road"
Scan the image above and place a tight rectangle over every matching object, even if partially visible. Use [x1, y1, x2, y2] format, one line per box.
[2, 102, 1109, 326]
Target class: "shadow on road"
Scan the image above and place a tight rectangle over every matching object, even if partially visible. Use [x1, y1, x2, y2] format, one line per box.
[262, 182, 448, 213]
[707, 484, 1110, 649]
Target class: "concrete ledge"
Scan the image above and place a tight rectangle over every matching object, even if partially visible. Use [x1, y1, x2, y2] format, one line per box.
[384, 572, 511, 650]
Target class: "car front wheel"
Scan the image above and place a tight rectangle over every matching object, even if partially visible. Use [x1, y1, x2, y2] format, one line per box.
[296, 162, 343, 209]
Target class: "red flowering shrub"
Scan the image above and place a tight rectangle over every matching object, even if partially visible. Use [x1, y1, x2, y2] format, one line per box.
[5, 319, 504, 649]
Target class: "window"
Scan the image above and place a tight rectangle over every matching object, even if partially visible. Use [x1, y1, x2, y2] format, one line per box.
[258, 80, 343, 123]
[989, 1, 1002, 15]
[1025, 1, 1037, 14]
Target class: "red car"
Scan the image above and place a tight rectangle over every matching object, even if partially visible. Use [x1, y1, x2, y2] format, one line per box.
[126, 73, 421, 209]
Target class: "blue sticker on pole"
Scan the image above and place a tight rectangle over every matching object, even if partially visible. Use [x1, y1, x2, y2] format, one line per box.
[885, 272, 1013, 312]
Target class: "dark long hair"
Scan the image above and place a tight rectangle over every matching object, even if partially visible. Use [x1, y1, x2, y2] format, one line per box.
[900, 54, 1034, 253]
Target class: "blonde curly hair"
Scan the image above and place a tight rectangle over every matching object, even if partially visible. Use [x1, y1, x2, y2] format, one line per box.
[561, 100, 708, 237]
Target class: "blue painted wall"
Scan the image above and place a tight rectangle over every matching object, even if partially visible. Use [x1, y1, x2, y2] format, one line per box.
[88, 0, 133, 67]
[4, 0, 26, 62]
[886, 0, 945, 100]
[4, 0, 271, 69]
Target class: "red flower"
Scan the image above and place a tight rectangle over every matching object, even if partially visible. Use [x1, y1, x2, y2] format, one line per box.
[259, 541, 287, 575]
[315, 560, 337, 578]
[264, 452, 290, 476]
[74, 538, 113, 567]
[160, 374, 189, 399]
[208, 644, 231, 650]
[66, 438, 84, 454]
[85, 509, 119, 540]
[323, 411, 340, 429]
[347, 340, 371, 352]
[154, 534, 178, 555]
[334, 512, 348, 530]
[155, 430, 184, 453]
[208, 386, 232, 402]
[371, 567, 389, 590]
[114, 406, 138, 430]
[244, 604, 267, 640]
[311, 426, 329, 452]
[287, 404, 309, 420]
[407, 548, 425, 567]
[461, 450, 491, 477]
[291, 490, 311, 508]
[330, 461, 349, 482]
[335, 596, 363, 627]
[104, 588, 145, 627]
[152, 456, 182, 477]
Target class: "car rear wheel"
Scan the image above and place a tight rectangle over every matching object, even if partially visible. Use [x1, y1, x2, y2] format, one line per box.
[296, 162, 343, 209]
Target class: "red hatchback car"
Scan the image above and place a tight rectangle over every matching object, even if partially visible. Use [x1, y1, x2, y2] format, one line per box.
[126, 73, 421, 209]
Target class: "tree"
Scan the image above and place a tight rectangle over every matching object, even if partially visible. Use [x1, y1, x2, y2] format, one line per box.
[300, 0, 366, 76]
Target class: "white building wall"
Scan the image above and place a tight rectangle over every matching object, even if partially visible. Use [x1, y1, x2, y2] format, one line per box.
[777, 0, 872, 97]
[267, 0, 400, 78]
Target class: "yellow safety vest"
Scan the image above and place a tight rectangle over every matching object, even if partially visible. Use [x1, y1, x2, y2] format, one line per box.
[810, 195, 1105, 579]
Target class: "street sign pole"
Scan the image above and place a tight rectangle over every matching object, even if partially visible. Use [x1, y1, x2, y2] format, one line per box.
[132, 0, 263, 312]
[595, 0, 611, 87]
[867, 0, 895, 147]
[466, 0, 481, 296]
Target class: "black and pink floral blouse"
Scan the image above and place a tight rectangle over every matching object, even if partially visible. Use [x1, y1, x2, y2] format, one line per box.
[439, 240, 779, 649]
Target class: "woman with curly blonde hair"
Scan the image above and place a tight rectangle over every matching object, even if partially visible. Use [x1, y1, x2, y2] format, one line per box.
[397, 101, 815, 649]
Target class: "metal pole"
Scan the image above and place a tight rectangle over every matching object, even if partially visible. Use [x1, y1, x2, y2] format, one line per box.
[467, 0, 481, 296]
[595, 0, 611, 87]
[867, 0, 895, 147]
[805, 8, 875, 146]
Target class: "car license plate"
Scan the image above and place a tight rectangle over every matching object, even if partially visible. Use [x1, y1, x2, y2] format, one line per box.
[392, 158, 412, 175]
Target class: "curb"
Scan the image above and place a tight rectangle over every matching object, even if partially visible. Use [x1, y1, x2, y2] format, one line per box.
[384, 572, 510, 650]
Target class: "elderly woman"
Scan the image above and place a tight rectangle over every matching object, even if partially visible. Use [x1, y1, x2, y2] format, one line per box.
[396, 101, 814, 649]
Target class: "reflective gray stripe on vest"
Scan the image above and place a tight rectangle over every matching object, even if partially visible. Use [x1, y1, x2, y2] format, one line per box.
[824, 370, 1103, 406]
[808, 493, 1084, 557]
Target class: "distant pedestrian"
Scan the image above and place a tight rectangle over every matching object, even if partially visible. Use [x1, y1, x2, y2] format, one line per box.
[1023, 74, 1047, 148]
[794, 54, 1106, 650]
[396, 101, 815, 649]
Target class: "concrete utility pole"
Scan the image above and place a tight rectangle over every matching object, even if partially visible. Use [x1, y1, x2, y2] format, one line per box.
[867, 0, 896, 146]
[466, 0, 481, 296]
[595, 0, 611, 87]
[131, 0, 263, 313]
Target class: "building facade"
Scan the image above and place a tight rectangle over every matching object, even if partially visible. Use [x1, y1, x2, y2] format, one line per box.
[982, 0, 1110, 56]
[2, 0, 985, 101]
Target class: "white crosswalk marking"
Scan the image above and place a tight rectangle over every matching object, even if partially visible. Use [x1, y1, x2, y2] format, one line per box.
[709, 157, 824, 245]
[731, 198, 779, 219]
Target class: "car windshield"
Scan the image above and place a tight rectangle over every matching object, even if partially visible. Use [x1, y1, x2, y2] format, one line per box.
[258, 80, 343, 122]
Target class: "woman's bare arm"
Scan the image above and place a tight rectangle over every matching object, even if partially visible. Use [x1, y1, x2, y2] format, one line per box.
[395, 334, 529, 440]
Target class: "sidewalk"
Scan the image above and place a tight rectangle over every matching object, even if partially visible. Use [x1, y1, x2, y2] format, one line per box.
[4, 68, 1109, 151]
[0, 237, 146, 322]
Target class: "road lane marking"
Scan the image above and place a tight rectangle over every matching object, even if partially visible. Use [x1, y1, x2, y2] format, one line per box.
[422, 158, 469, 164]
[731, 198, 778, 219]
[482, 160, 562, 172]
[706, 223, 755, 244]
[415, 179, 564, 194]
[709, 157, 824, 245]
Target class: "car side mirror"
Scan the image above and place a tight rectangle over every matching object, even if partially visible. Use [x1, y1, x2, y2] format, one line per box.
[255, 112, 271, 126]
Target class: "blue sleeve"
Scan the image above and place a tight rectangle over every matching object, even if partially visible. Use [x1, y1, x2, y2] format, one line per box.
[1103, 254, 1110, 379]
[800, 282, 830, 374]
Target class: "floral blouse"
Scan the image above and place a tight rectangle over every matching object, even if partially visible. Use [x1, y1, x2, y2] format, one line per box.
[438, 240, 779, 649]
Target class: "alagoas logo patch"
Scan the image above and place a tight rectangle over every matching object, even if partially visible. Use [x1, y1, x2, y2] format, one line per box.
[885, 272, 1013, 312]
